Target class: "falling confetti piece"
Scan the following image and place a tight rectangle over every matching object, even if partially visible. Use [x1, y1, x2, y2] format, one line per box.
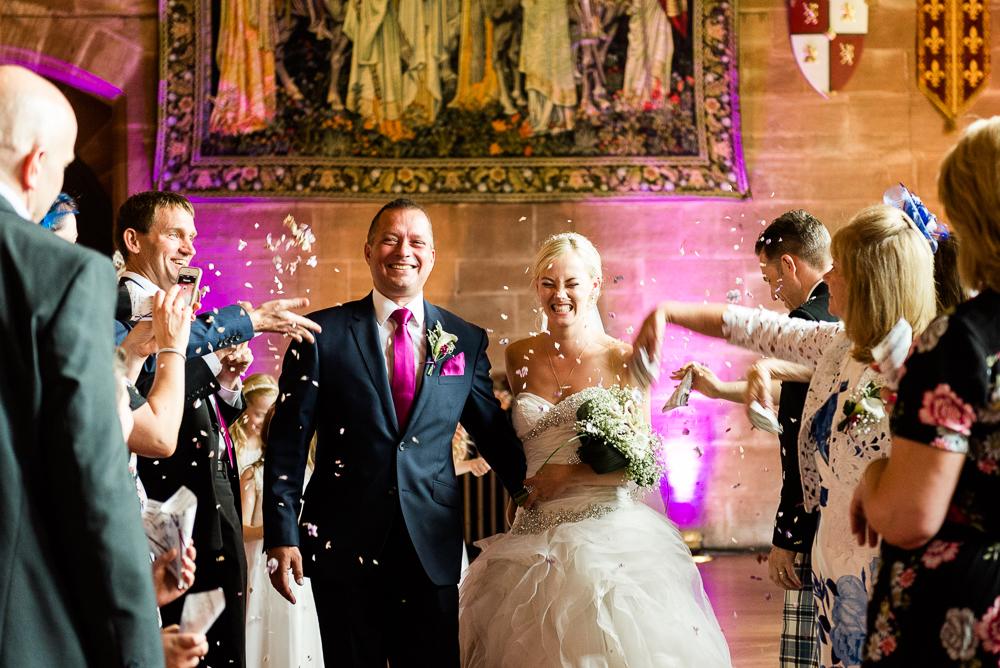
[238, 240, 247, 251]
[614, 275, 624, 283]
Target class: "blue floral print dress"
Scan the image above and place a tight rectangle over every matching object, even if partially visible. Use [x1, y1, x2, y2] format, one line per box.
[722, 306, 889, 668]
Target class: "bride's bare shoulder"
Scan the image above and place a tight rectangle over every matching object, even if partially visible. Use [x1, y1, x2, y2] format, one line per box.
[503, 335, 537, 370]
[600, 335, 634, 360]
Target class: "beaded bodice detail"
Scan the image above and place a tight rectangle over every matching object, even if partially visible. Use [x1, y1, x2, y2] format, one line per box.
[510, 387, 629, 535]
[514, 386, 605, 442]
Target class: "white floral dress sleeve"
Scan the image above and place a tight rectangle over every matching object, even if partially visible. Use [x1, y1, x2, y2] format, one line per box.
[721, 305, 844, 369]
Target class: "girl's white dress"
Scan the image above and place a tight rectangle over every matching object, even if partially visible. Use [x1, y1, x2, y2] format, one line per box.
[242, 451, 325, 668]
[458, 386, 733, 668]
[722, 306, 890, 668]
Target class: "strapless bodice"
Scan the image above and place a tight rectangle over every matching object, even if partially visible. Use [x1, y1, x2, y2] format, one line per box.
[511, 387, 630, 532]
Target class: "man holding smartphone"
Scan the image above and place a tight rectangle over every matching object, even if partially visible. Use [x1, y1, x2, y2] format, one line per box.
[112, 190, 321, 668]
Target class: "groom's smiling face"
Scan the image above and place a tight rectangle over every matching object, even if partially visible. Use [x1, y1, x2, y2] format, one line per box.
[365, 207, 435, 304]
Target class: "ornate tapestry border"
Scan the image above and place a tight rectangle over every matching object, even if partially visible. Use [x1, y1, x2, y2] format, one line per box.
[155, 0, 749, 201]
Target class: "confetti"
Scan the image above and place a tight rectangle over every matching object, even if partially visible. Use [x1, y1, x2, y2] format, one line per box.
[245, 282, 252, 288]
[238, 240, 247, 251]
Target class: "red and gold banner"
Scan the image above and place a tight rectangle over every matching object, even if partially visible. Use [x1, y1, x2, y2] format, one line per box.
[918, 0, 991, 124]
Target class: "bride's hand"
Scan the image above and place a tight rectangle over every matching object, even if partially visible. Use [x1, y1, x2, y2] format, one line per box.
[523, 465, 579, 508]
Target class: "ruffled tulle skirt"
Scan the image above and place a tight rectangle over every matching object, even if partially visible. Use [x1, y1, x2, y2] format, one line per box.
[458, 497, 733, 668]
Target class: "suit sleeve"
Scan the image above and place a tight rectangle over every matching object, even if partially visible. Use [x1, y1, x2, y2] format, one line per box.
[39, 255, 164, 668]
[457, 329, 527, 496]
[263, 335, 320, 549]
[186, 304, 255, 357]
[135, 355, 219, 404]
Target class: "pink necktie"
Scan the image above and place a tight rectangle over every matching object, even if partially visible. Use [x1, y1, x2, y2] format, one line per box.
[212, 397, 235, 468]
[390, 308, 416, 432]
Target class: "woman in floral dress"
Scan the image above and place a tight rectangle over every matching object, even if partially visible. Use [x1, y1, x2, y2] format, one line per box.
[636, 205, 937, 667]
[850, 117, 1000, 666]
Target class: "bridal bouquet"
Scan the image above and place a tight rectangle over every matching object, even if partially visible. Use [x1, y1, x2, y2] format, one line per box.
[574, 387, 667, 489]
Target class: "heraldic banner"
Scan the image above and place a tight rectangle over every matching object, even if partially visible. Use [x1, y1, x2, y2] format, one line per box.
[789, 0, 869, 96]
[918, 0, 991, 125]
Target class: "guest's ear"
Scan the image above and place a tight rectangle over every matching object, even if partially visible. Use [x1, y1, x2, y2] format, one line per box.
[780, 254, 797, 279]
[123, 228, 142, 255]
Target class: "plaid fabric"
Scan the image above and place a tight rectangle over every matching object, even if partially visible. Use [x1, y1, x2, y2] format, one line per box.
[779, 552, 819, 668]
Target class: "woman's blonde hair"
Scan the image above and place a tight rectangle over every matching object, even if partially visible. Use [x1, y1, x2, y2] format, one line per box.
[831, 205, 937, 363]
[937, 116, 1000, 293]
[532, 233, 604, 301]
[231, 372, 279, 464]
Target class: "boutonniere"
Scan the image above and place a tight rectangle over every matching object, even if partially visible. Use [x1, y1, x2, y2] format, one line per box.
[425, 321, 458, 376]
[837, 381, 886, 433]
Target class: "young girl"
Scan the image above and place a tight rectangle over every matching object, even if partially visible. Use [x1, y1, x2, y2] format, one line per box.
[234, 374, 324, 668]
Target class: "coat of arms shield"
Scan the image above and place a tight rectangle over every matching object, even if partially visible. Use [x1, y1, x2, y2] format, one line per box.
[789, 0, 869, 96]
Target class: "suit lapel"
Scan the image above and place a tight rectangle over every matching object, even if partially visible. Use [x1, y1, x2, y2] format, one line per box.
[402, 300, 440, 437]
[350, 294, 400, 434]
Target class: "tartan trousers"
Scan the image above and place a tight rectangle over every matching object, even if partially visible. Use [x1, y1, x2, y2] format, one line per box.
[779, 551, 819, 668]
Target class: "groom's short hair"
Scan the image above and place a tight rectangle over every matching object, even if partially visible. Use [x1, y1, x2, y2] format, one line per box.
[367, 198, 433, 246]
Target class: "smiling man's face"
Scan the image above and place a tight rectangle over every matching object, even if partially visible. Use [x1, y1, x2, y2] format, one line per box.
[364, 207, 435, 304]
[131, 205, 197, 290]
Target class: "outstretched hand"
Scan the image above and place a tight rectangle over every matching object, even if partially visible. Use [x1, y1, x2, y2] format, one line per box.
[633, 307, 666, 363]
[250, 298, 322, 343]
[267, 545, 304, 605]
[671, 362, 723, 399]
[744, 363, 775, 417]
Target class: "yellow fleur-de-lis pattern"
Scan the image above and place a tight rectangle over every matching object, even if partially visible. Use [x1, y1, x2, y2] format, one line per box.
[917, 0, 990, 123]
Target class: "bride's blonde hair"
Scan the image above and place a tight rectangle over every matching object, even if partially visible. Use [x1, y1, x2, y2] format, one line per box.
[531, 233, 605, 302]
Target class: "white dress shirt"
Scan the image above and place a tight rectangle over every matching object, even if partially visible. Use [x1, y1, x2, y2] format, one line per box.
[0, 181, 33, 221]
[372, 288, 427, 395]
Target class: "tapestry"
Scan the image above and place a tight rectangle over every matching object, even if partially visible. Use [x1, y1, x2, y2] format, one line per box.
[917, 0, 990, 125]
[155, 0, 748, 200]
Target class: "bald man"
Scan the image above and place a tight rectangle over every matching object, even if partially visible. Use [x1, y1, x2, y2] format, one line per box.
[0, 66, 164, 668]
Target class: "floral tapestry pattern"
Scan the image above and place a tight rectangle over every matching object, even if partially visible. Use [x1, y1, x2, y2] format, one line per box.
[155, 0, 748, 200]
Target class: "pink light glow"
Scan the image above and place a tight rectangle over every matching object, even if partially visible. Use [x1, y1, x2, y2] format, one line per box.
[0, 46, 123, 99]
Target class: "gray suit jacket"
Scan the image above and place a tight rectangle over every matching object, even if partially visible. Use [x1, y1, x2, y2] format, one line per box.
[0, 197, 164, 667]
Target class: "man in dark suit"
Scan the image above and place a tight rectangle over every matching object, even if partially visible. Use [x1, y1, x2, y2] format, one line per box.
[264, 199, 527, 668]
[0, 65, 164, 667]
[116, 191, 321, 668]
[754, 210, 837, 668]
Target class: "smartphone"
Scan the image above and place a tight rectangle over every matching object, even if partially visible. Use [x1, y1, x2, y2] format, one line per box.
[177, 266, 202, 308]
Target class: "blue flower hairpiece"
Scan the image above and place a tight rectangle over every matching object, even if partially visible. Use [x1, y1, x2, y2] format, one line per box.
[40, 192, 79, 231]
[883, 183, 949, 253]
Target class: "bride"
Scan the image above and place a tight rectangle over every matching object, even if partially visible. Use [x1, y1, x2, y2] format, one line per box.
[458, 233, 733, 668]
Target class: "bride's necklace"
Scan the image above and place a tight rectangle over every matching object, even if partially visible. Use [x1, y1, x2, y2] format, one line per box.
[547, 336, 592, 398]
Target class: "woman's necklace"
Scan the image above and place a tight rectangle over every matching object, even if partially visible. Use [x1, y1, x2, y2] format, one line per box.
[547, 337, 592, 398]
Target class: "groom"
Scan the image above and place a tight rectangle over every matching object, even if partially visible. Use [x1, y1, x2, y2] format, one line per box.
[264, 198, 527, 667]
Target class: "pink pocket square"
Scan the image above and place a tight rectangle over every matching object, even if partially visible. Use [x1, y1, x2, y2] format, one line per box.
[441, 352, 465, 376]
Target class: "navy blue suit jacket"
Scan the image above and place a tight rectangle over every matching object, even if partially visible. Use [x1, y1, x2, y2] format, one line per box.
[263, 294, 527, 586]
[113, 281, 254, 356]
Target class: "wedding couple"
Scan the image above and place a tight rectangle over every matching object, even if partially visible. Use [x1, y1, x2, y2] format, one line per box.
[264, 198, 733, 667]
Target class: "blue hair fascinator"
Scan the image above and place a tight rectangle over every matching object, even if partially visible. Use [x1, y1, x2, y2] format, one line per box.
[883, 183, 949, 253]
[40, 192, 78, 230]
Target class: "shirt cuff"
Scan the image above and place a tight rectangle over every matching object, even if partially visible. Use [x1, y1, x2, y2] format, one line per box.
[202, 352, 222, 376]
[217, 378, 242, 406]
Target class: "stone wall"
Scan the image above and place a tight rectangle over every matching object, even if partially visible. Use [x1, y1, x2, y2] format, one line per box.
[2, 0, 998, 546]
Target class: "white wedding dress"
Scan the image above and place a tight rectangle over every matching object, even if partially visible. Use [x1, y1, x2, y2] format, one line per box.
[459, 387, 733, 668]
